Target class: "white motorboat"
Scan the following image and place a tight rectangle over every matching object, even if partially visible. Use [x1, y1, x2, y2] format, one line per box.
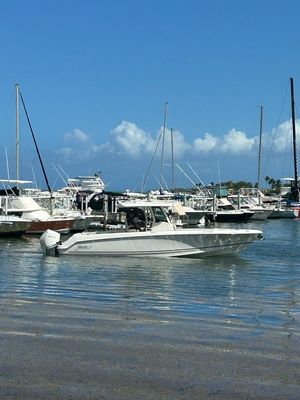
[66, 173, 105, 193]
[0, 192, 75, 234]
[228, 195, 274, 220]
[0, 215, 32, 237]
[40, 201, 263, 258]
[268, 206, 299, 219]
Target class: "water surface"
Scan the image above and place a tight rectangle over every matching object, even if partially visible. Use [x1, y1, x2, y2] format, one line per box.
[0, 219, 299, 399]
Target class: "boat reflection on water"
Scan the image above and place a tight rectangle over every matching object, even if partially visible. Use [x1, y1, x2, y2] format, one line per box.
[25, 248, 252, 317]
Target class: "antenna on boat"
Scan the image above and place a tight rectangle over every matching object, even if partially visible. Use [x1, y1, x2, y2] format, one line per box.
[171, 128, 175, 192]
[142, 121, 163, 192]
[257, 105, 263, 191]
[160, 101, 168, 189]
[217, 158, 222, 194]
[290, 77, 299, 202]
[15, 83, 20, 188]
[5, 147, 10, 180]
[57, 164, 71, 184]
[52, 164, 68, 187]
[175, 163, 202, 192]
[187, 162, 206, 188]
[18, 87, 53, 197]
[31, 164, 38, 189]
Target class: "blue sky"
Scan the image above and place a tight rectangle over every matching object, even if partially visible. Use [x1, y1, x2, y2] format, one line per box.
[1, 0, 300, 191]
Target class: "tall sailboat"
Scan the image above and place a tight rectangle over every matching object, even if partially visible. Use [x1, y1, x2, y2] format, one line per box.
[288, 77, 300, 204]
[0, 85, 76, 234]
[269, 77, 300, 218]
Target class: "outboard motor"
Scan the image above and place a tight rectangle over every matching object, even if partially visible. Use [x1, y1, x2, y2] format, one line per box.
[40, 229, 61, 256]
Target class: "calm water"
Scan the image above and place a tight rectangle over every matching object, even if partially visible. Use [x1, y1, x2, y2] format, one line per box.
[0, 219, 300, 399]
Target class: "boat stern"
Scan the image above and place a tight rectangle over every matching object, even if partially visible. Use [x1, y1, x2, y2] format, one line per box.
[40, 229, 61, 256]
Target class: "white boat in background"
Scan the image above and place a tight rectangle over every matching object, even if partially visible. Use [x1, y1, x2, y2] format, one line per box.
[214, 198, 254, 222]
[0, 189, 75, 234]
[268, 206, 299, 219]
[0, 215, 32, 237]
[40, 201, 263, 258]
[228, 195, 274, 220]
[60, 173, 105, 195]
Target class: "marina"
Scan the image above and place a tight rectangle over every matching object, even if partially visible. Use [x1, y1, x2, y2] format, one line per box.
[2, 2, 300, 398]
[0, 79, 299, 397]
[0, 217, 299, 399]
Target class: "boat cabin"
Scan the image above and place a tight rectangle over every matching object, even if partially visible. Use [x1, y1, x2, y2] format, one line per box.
[118, 202, 173, 231]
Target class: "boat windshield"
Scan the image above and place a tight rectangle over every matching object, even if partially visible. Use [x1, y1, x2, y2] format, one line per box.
[152, 206, 168, 222]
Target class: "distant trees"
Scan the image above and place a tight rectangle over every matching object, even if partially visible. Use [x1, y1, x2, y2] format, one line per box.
[175, 178, 282, 194]
[265, 176, 281, 193]
[198, 180, 254, 191]
[225, 180, 253, 190]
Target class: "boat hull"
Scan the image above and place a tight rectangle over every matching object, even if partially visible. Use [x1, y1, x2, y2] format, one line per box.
[0, 220, 31, 237]
[27, 219, 74, 234]
[215, 211, 254, 223]
[40, 228, 263, 258]
[268, 208, 299, 219]
[250, 209, 273, 220]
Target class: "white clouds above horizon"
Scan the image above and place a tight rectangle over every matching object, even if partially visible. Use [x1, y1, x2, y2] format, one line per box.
[111, 121, 156, 157]
[64, 128, 90, 142]
[266, 119, 297, 152]
[54, 118, 300, 163]
[193, 132, 217, 153]
[193, 129, 258, 155]
[219, 129, 255, 154]
[55, 128, 104, 160]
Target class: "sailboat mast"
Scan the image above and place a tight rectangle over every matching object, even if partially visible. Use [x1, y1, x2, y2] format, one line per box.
[171, 127, 175, 192]
[160, 101, 168, 189]
[16, 83, 20, 187]
[290, 77, 299, 199]
[18, 88, 53, 196]
[257, 105, 263, 190]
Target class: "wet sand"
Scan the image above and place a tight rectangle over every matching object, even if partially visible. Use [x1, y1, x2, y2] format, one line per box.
[1, 296, 299, 400]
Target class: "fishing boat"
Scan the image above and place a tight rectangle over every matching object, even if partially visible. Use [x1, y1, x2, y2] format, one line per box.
[268, 205, 299, 218]
[0, 183, 75, 234]
[227, 194, 274, 220]
[40, 201, 263, 258]
[214, 198, 254, 222]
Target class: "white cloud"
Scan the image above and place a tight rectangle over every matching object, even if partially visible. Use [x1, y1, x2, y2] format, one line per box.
[56, 128, 100, 160]
[266, 119, 300, 152]
[167, 128, 191, 157]
[219, 128, 255, 154]
[111, 121, 156, 157]
[109, 123, 193, 159]
[192, 129, 255, 155]
[55, 147, 73, 157]
[193, 132, 217, 153]
[55, 119, 300, 166]
[49, 117, 300, 190]
[64, 128, 90, 142]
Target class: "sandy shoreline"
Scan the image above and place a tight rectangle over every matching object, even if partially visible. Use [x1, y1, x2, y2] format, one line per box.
[1, 296, 299, 400]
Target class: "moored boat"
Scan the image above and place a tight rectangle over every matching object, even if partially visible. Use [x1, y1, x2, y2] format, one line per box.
[268, 206, 299, 219]
[0, 215, 31, 237]
[214, 209, 254, 223]
[0, 192, 75, 234]
[40, 201, 263, 258]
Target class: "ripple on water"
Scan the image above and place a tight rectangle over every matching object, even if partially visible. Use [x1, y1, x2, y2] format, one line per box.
[0, 224, 300, 338]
